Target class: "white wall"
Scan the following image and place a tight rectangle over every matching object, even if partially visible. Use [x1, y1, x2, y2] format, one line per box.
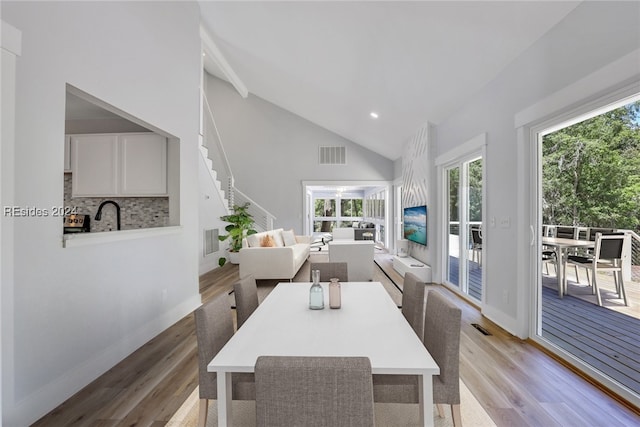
[198, 149, 232, 275]
[1, 2, 202, 425]
[400, 124, 433, 265]
[205, 75, 395, 233]
[432, 1, 640, 335]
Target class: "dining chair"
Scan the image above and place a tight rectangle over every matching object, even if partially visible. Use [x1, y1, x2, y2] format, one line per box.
[194, 294, 255, 427]
[233, 274, 259, 329]
[309, 262, 349, 282]
[425, 290, 463, 424]
[567, 228, 616, 285]
[542, 225, 557, 275]
[470, 227, 482, 267]
[372, 290, 462, 426]
[567, 232, 627, 306]
[555, 226, 577, 239]
[401, 272, 426, 340]
[255, 356, 375, 427]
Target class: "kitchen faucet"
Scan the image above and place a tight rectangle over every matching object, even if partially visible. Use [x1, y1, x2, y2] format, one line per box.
[95, 200, 121, 231]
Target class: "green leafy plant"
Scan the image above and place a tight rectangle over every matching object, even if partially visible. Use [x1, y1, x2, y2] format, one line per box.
[218, 202, 257, 265]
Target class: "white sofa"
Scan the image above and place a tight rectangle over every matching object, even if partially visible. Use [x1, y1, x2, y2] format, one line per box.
[239, 228, 311, 280]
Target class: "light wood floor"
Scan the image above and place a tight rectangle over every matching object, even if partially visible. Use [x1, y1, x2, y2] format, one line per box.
[32, 253, 639, 426]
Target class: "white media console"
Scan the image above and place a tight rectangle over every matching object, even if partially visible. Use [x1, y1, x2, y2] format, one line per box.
[393, 255, 432, 283]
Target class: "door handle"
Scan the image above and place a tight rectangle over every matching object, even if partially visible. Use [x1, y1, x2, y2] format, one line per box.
[530, 225, 535, 246]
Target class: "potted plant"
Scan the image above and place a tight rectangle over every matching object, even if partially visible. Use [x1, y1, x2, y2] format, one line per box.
[218, 202, 257, 265]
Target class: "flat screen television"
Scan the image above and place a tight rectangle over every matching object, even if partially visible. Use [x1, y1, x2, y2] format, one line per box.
[403, 205, 427, 246]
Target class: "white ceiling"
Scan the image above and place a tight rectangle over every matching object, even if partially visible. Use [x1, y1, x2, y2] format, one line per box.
[199, 1, 580, 160]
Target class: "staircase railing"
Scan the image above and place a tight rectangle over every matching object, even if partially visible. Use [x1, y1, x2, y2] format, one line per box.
[234, 187, 275, 232]
[201, 91, 276, 232]
[202, 93, 234, 206]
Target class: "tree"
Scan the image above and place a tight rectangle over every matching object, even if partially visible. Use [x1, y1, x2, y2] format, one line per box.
[542, 101, 640, 232]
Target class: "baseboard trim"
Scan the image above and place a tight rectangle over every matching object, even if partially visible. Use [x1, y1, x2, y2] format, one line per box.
[6, 294, 201, 426]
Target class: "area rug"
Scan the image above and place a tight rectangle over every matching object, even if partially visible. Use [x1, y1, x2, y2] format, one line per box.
[166, 379, 495, 427]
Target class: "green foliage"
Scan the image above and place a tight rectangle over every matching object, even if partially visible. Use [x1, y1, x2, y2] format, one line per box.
[542, 101, 640, 231]
[218, 257, 227, 267]
[218, 202, 257, 253]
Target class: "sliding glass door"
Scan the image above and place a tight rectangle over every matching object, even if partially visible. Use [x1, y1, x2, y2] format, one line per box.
[444, 156, 483, 302]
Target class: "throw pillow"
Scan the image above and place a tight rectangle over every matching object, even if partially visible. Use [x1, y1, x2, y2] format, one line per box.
[282, 229, 297, 246]
[260, 234, 276, 247]
[271, 229, 285, 247]
[246, 233, 262, 248]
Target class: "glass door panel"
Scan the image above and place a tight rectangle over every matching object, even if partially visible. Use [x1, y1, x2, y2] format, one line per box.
[444, 157, 483, 301]
[446, 167, 460, 288]
[466, 158, 483, 300]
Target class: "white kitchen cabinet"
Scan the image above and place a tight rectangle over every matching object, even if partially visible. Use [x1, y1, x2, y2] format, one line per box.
[70, 133, 167, 197]
[120, 134, 167, 195]
[64, 135, 72, 172]
[71, 134, 119, 197]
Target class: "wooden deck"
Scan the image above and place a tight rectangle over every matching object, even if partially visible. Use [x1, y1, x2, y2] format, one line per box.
[541, 285, 640, 393]
[447, 255, 483, 301]
[447, 252, 640, 398]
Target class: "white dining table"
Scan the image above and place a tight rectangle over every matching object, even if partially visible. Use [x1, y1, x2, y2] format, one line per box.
[542, 237, 594, 297]
[208, 281, 440, 426]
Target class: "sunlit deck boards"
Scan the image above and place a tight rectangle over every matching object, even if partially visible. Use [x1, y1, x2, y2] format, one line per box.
[541, 285, 640, 394]
[447, 255, 483, 301]
[449, 252, 640, 397]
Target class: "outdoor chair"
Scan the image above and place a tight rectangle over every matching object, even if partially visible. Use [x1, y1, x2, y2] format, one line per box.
[470, 227, 482, 267]
[567, 232, 627, 306]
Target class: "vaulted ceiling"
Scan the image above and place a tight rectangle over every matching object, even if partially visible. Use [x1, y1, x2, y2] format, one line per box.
[199, 1, 580, 160]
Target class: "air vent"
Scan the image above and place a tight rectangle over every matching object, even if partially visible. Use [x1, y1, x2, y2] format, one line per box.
[319, 146, 347, 165]
[471, 323, 491, 336]
[204, 228, 219, 256]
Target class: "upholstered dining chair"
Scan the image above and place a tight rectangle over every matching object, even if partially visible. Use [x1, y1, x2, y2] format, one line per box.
[401, 272, 426, 340]
[425, 290, 463, 424]
[309, 262, 349, 282]
[194, 294, 255, 427]
[255, 356, 375, 427]
[567, 232, 627, 306]
[373, 290, 463, 426]
[233, 274, 259, 329]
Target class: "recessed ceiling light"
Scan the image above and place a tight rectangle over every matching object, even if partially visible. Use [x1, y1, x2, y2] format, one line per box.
[370, 112, 379, 119]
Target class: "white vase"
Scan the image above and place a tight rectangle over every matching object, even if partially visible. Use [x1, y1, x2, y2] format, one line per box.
[227, 251, 240, 264]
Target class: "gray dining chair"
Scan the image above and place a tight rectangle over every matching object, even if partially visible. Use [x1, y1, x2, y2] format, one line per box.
[401, 272, 426, 340]
[255, 356, 375, 427]
[233, 274, 259, 329]
[194, 294, 255, 427]
[373, 290, 463, 426]
[309, 262, 349, 282]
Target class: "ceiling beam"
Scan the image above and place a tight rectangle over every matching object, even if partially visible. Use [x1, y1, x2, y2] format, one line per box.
[200, 24, 248, 98]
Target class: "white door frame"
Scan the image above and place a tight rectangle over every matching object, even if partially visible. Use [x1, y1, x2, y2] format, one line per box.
[515, 50, 640, 404]
[436, 134, 486, 305]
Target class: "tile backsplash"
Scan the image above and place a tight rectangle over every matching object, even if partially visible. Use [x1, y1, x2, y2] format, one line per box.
[64, 174, 169, 232]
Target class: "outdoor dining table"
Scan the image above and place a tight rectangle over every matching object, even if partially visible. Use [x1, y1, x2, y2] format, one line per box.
[208, 281, 440, 426]
[542, 237, 595, 297]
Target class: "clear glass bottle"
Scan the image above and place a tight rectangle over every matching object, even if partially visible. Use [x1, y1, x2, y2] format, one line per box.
[309, 270, 324, 310]
[329, 278, 341, 309]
